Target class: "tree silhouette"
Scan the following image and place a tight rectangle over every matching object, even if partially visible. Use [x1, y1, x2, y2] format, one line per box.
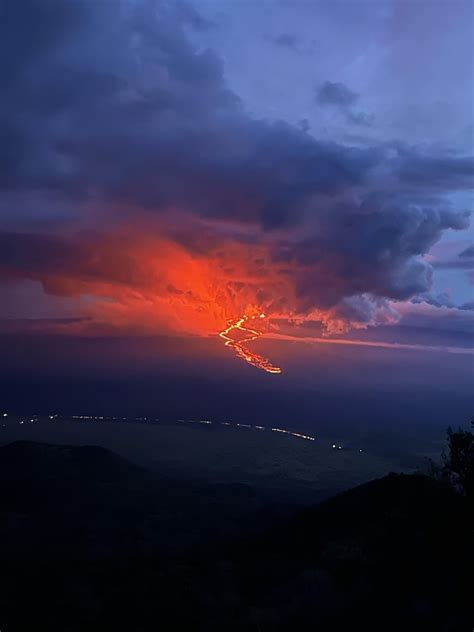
[443, 419, 474, 497]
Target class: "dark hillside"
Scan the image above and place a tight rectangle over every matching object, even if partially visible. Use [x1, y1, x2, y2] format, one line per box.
[221, 473, 472, 631]
[0, 442, 471, 631]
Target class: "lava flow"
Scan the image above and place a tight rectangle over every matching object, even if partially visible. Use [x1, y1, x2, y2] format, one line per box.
[218, 314, 282, 374]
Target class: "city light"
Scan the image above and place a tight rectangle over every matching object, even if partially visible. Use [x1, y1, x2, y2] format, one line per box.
[4, 412, 366, 453]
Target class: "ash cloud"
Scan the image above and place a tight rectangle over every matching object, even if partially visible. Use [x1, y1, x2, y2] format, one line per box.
[0, 0, 472, 335]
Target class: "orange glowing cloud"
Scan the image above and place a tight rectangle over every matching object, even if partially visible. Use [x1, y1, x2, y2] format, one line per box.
[8, 198, 466, 375]
[16, 219, 293, 345]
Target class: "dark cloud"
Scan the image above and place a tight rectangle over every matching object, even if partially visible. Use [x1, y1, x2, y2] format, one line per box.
[273, 33, 300, 50]
[0, 231, 78, 278]
[346, 110, 374, 127]
[395, 149, 474, 189]
[0, 1, 378, 226]
[316, 81, 374, 128]
[316, 81, 358, 108]
[459, 245, 474, 258]
[174, 1, 217, 30]
[277, 198, 469, 310]
[0, 0, 472, 333]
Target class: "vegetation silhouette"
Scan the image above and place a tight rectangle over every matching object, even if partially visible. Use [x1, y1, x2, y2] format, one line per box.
[444, 420, 474, 498]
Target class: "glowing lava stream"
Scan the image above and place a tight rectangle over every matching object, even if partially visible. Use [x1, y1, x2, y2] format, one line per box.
[219, 314, 282, 374]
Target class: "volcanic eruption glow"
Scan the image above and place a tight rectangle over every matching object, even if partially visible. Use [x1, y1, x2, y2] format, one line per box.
[218, 314, 282, 374]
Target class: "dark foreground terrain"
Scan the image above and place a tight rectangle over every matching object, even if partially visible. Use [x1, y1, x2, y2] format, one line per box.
[0, 440, 471, 631]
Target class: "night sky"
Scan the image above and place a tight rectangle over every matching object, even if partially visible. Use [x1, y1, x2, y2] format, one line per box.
[1, 0, 472, 435]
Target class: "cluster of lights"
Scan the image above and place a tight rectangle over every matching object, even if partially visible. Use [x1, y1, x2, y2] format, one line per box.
[71, 415, 155, 422]
[177, 418, 316, 442]
[271, 427, 316, 441]
[2, 413, 154, 425]
[0, 412, 365, 454]
[2, 413, 58, 421]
